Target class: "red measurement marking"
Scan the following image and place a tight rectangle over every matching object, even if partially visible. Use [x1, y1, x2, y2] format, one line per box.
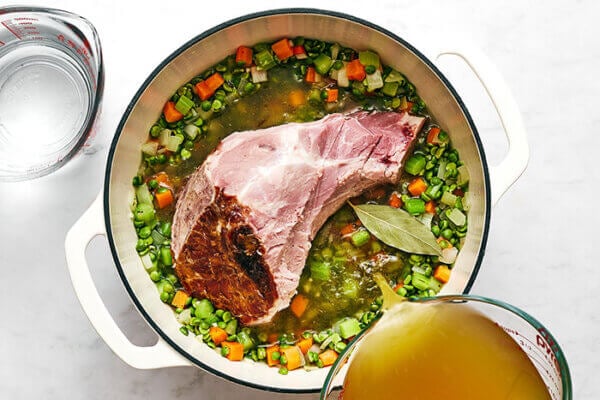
[0, 40, 4, 46]
[1, 21, 21, 39]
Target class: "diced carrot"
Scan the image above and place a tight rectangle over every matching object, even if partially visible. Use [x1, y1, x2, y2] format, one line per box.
[205, 72, 225, 92]
[271, 38, 294, 60]
[427, 127, 441, 144]
[266, 345, 280, 367]
[289, 89, 306, 107]
[425, 200, 436, 214]
[340, 223, 356, 236]
[163, 101, 183, 123]
[171, 290, 189, 309]
[392, 282, 404, 292]
[388, 192, 402, 208]
[346, 59, 366, 81]
[404, 101, 414, 112]
[318, 349, 339, 367]
[407, 177, 428, 196]
[281, 345, 304, 371]
[290, 294, 309, 318]
[326, 88, 338, 103]
[433, 265, 451, 284]
[154, 188, 174, 209]
[194, 81, 212, 101]
[194, 72, 224, 100]
[293, 45, 306, 55]
[222, 341, 244, 361]
[305, 66, 317, 83]
[297, 337, 313, 354]
[209, 326, 229, 346]
[235, 46, 253, 66]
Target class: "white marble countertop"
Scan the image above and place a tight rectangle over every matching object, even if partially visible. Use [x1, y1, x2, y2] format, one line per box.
[1, 0, 597, 398]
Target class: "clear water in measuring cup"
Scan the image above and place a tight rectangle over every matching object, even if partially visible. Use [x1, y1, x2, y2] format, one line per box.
[0, 42, 92, 175]
[0, 7, 102, 181]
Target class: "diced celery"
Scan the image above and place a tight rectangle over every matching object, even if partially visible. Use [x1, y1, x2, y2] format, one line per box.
[314, 54, 333, 75]
[448, 208, 467, 227]
[351, 230, 370, 247]
[412, 272, 430, 291]
[425, 183, 443, 200]
[225, 319, 238, 335]
[405, 198, 425, 214]
[341, 278, 359, 299]
[136, 185, 153, 205]
[405, 154, 427, 175]
[437, 160, 448, 179]
[384, 68, 405, 84]
[366, 69, 384, 92]
[237, 331, 255, 351]
[441, 191, 458, 207]
[338, 318, 362, 339]
[160, 246, 173, 267]
[330, 43, 341, 60]
[457, 165, 470, 185]
[255, 49, 276, 70]
[382, 81, 399, 97]
[358, 50, 380, 68]
[310, 260, 331, 280]
[175, 95, 194, 115]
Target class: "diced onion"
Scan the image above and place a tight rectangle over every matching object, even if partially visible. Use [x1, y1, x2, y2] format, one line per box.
[184, 124, 200, 140]
[418, 212, 433, 229]
[251, 66, 268, 83]
[140, 253, 154, 270]
[295, 52, 307, 60]
[366, 69, 384, 91]
[440, 247, 458, 264]
[457, 165, 470, 185]
[141, 141, 158, 156]
[336, 65, 349, 87]
[176, 308, 192, 324]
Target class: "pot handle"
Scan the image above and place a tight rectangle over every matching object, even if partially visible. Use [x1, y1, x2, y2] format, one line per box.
[424, 40, 529, 206]
[65, 193, 192, 369]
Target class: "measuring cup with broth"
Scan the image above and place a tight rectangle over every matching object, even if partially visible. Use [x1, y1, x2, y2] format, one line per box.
[0, 6, 103, 181]
[321, 279, 572, 400]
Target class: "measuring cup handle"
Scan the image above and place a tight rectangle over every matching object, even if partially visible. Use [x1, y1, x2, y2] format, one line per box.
[418, 37, 529, 206]
[65, 193, 192, 369]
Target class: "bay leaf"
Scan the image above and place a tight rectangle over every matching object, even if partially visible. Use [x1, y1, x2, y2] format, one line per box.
[349, 203, 442, 256]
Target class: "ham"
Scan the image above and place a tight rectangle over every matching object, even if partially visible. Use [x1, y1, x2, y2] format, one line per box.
[172, 111, 425, 325]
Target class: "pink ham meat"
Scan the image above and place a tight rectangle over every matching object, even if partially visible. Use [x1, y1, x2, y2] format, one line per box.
[172, 111, 425, 325]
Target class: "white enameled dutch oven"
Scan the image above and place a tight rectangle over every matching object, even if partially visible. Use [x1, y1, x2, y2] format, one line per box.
[65, 9, 529, 393]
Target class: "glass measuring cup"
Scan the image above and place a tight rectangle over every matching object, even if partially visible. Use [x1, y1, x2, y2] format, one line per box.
[321, 294, 572, 400]
[0, 6, 103, 181]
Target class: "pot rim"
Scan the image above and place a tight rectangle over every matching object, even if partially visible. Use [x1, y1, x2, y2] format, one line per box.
[103, 7, 491, 393]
